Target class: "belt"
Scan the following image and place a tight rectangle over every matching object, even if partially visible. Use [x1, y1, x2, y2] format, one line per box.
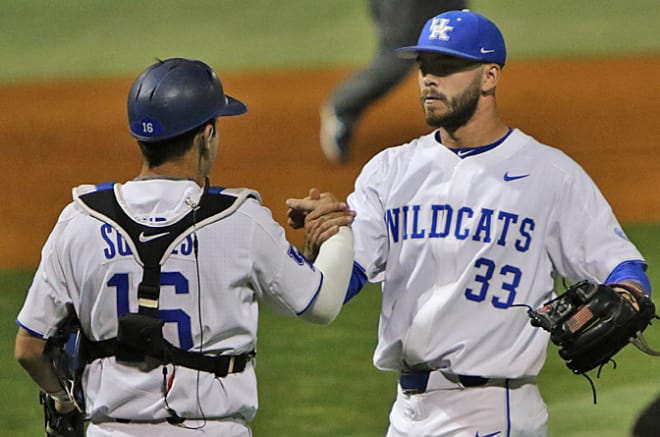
[111, 416, 247, 425]
[399, 370, 535, 395]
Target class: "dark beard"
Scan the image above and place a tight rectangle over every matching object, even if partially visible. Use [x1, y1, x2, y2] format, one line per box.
[423, 76, 481, 131]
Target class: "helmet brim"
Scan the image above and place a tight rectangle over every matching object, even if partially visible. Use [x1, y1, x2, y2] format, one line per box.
[220, 95, 247, 117]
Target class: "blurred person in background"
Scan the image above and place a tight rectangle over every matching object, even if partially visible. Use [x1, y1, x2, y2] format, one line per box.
[320, 0, 468, 163]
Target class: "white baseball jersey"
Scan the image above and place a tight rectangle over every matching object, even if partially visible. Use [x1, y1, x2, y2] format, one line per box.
[17, 179, 323, 424]
[348, 128, 645, 377]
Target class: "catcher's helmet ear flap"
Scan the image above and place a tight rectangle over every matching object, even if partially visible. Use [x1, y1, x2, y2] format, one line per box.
[127, 58, 247, 142]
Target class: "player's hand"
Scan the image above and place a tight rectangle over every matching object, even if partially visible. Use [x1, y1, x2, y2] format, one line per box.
[54, 398, 76, 414]
[286, 188, 355, 229]
[286, 188, 322, 229]
[286, 188, 355, 260]
[41, 391, 84, 437]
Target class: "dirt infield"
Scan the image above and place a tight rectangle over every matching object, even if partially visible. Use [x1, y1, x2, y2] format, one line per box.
[1, 55, 658, 268]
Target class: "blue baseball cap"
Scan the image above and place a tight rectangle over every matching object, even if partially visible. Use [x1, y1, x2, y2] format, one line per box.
[396, 10, 506, 66]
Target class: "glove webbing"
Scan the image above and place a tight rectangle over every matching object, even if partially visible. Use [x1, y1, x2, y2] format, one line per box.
[609, 282, 660, 356]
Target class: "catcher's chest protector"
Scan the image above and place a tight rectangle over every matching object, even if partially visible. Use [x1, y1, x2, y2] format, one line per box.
[74, 184, 256, 376]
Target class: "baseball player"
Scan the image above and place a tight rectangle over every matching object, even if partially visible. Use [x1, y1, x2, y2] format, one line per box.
[15, 58, 355, 437]
[321, 0, 467, 163]
[288, 10, 652, 436]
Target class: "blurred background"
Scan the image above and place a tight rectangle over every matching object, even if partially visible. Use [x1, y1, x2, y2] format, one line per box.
[2, 0, 660, 81]
[1, 1, 659, 435]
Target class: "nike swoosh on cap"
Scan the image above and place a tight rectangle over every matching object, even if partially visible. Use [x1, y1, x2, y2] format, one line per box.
[480, 48, 496, 54]
[503, 171, 530, 181]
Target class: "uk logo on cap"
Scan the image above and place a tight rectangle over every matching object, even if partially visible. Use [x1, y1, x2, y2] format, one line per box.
[396, 10, 506, 66]
[428, 18, 454, 41]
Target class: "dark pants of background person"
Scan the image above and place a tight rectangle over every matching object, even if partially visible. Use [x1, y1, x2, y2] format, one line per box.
[328, 0, 468, 128]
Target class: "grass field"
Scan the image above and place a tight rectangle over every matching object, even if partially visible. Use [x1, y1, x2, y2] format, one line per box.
[2, 224, 659, 436]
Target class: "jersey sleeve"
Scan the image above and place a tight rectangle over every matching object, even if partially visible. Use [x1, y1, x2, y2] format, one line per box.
[545, 158, 645, 283]
[346, 151, 391, 283]
[16, 204, 79, 338]
[243, 200, 323, 315]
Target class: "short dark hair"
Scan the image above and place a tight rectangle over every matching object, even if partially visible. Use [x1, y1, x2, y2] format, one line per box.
[138, 119, 216, 168]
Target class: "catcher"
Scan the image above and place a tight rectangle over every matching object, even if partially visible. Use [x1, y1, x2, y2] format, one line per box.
[15, 58, 355, 437]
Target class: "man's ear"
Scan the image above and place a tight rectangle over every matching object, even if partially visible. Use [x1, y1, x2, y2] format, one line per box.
[205, 124, 215, 142]
[482, 64, 501, 94]
[199, 124, 215, 155]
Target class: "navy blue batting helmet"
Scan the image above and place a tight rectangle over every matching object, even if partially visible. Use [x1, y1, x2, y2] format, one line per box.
[127, 58, 247, 142]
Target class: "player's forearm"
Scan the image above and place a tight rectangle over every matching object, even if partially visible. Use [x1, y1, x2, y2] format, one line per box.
[15, 328, 62, 394]
[301, 226, 354, 324]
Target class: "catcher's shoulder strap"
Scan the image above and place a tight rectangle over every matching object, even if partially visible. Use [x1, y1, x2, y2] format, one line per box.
[73, 182, 259, 270]
[71, 181, 259, 376]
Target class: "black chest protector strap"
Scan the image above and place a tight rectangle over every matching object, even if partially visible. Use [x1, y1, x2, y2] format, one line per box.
[75, 184, 255, 377]
[78, 185, 236, 317]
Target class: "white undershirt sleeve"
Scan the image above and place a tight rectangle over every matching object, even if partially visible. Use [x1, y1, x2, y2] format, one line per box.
[299, 226, 354, 325]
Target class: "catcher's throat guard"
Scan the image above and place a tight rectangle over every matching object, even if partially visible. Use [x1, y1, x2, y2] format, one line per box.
[528, 280, 658, 375]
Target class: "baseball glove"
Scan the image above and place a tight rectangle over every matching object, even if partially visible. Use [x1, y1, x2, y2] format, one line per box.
[528, 280, 658, 374]
[40, 391, 84, 437]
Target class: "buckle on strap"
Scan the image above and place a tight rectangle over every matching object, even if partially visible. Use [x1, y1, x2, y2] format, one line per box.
[137, 282, 160, 317]
[166, 347, 255, 377]
[227, 355, 237, 374]
[137, 282, 160, 302]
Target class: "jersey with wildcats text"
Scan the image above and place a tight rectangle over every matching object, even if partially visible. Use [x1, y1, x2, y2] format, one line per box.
[17, 179, 322, 423]
[347, 129, 645, 377]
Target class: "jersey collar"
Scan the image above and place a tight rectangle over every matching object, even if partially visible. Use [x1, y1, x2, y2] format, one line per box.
[438, 127, 513, 159]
